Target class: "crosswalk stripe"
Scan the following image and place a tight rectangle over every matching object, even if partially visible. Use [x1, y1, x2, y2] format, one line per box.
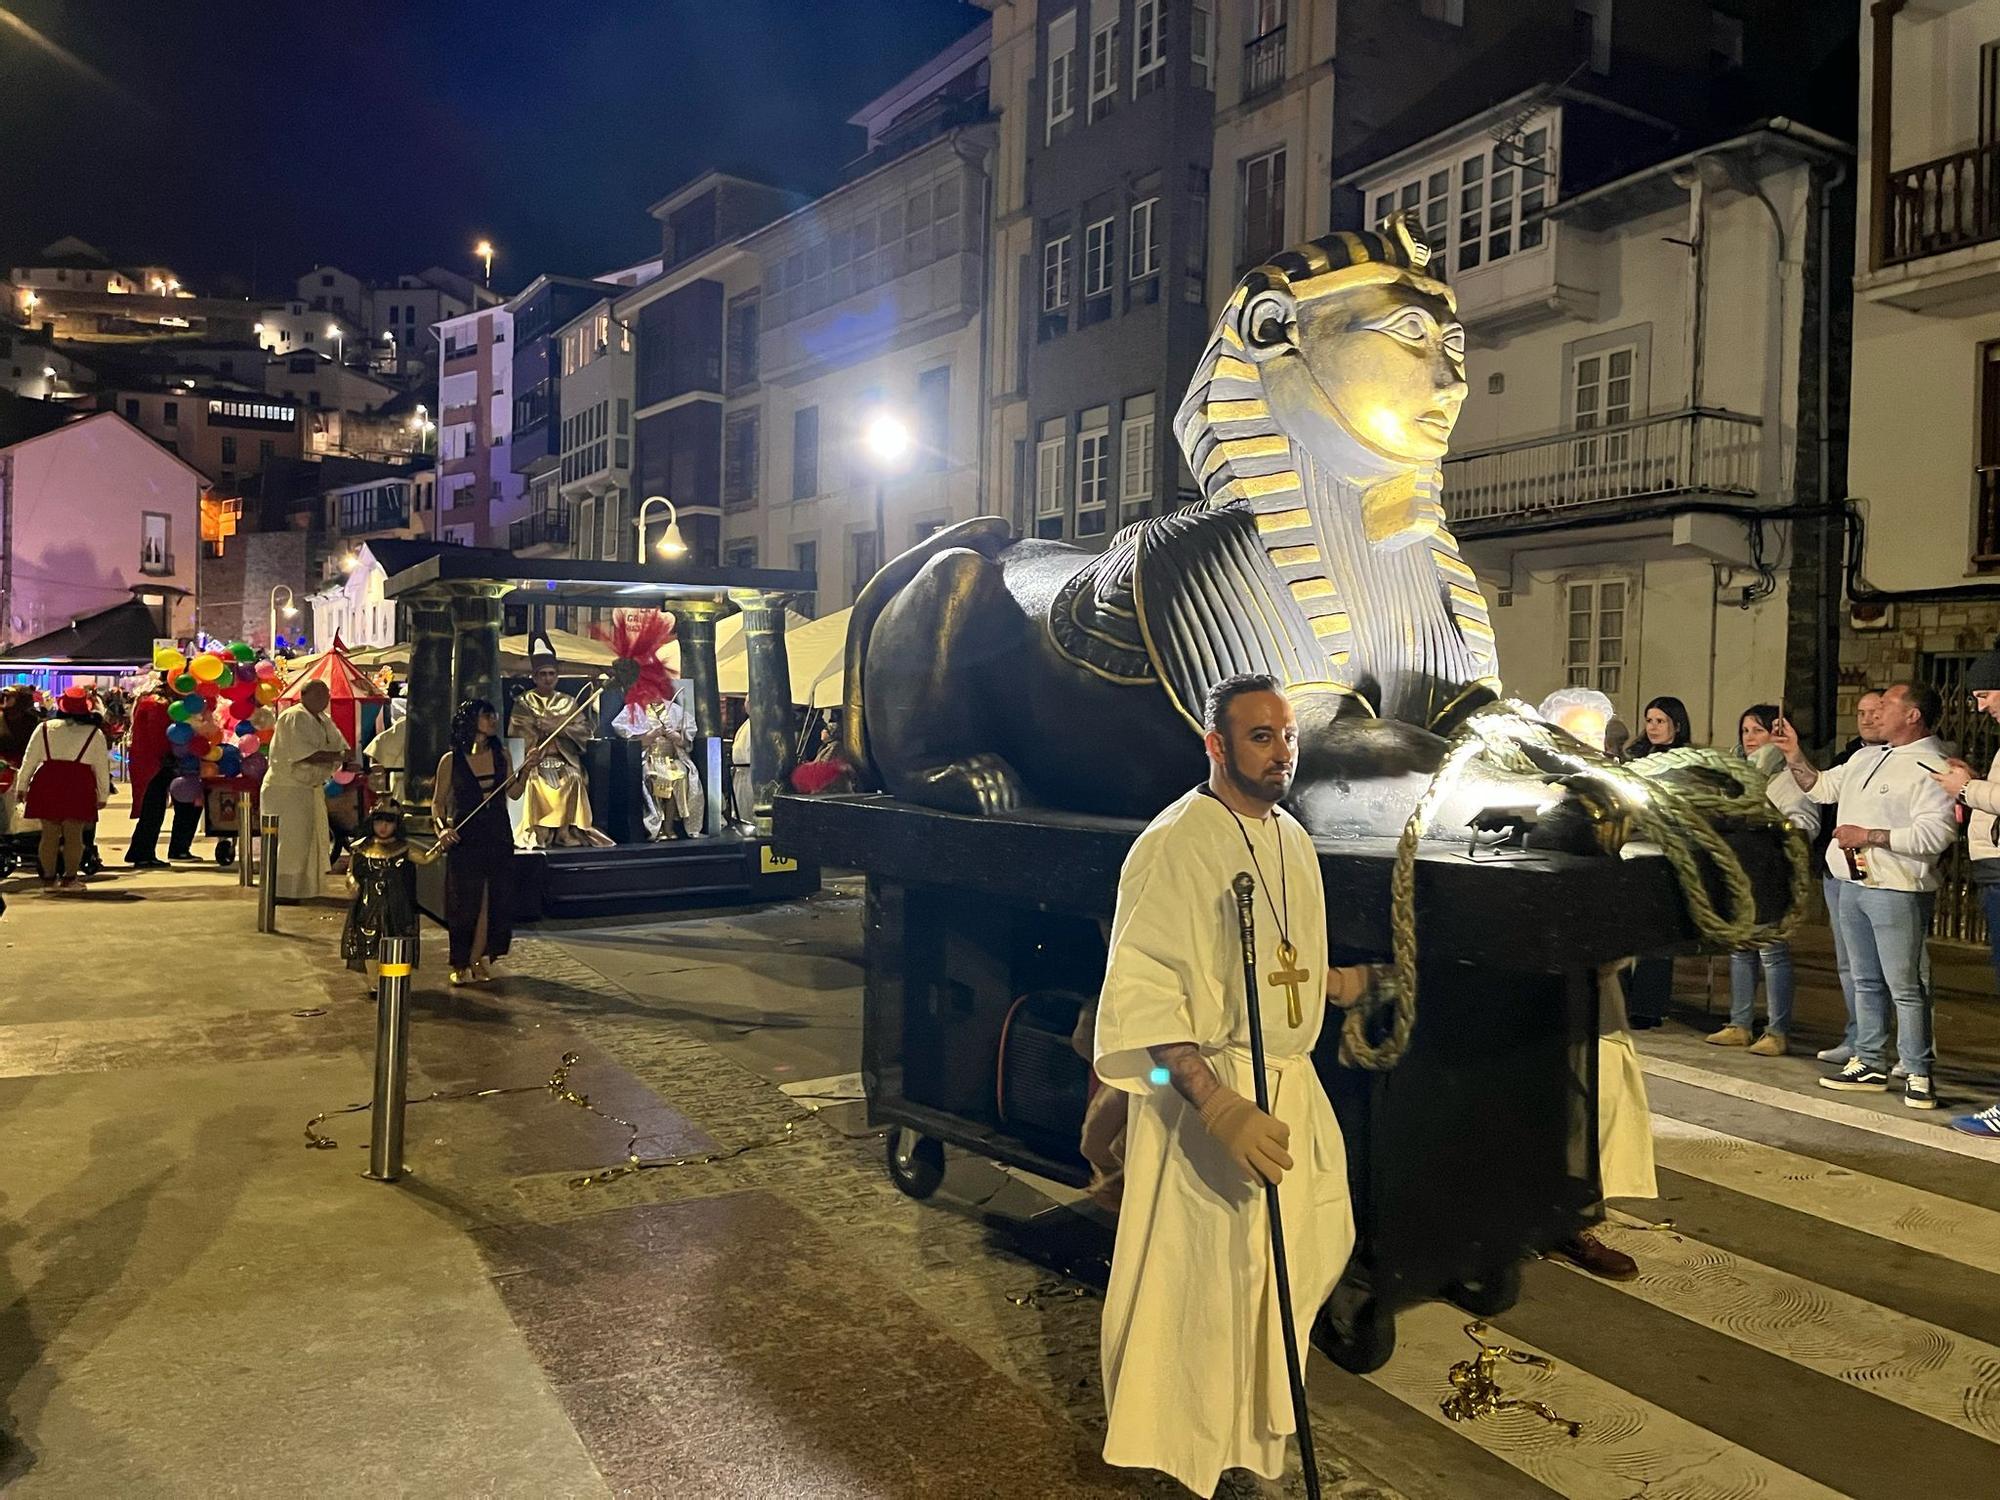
[1577, 1217, 2000, 1447]
[1650, 1114, 2000, 1279]
[1359, 1298, 1849, 1499]
[1641, 1056, 2000, 1164]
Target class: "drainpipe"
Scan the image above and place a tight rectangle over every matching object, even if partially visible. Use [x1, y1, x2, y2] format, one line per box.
[1670, 163, 1709, 414]
[1814, 158, 1849, 749]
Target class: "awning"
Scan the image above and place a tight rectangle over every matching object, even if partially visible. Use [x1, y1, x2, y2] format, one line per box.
[715, 608, 851, 709]
[0, 598, 164, 670]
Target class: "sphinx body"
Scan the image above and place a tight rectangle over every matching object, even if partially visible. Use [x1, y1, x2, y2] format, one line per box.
[843, 224, 1510, 837]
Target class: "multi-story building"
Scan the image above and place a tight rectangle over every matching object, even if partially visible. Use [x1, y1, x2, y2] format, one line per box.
[553, 300, 636, 564]
[741, 26, 996, 603]
[99, 382, 305, 488]
[0, 411, 206, 647]
[1847, 0, 2000, 766]
[506, 276, 625, 556]
[1207, 1, 1334, 310]
[1330, 0, 1856, 749]
[254, 301, 365, 359]
[0, 328, 93, 402]
[1011, 0, 1220, 548]
[618, 172, 805, 567]
[7, 237, 174, 300]
[433, 303, 522, 546]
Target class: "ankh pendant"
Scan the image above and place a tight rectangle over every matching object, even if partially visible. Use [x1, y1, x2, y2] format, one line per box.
[1269, 939, 1311, 1028]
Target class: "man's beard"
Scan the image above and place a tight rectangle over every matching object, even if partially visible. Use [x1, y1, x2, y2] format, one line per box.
[1225, 748, 1292, 808]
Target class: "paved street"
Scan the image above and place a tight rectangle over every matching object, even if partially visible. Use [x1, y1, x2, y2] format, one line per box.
[2, 819, 1998, 1498]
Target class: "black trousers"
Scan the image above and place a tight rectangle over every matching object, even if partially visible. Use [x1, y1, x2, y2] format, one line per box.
[126, 763, 200, 861]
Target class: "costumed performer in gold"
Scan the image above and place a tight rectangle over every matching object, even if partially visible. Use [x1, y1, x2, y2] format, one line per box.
[1094, 673, 1380, 1499]
[509, 639, 612, 848]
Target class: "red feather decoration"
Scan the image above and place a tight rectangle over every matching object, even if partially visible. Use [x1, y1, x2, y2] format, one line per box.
[592, 609, 678, 710]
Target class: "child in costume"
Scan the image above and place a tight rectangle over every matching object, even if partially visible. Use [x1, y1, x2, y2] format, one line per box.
[341, 800, 453, 989]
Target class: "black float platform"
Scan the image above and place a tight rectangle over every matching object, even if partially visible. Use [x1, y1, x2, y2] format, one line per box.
[416, 831, 820, 924]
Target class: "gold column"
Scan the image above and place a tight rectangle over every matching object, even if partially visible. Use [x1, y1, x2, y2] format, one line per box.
[730, 588, 798, 831]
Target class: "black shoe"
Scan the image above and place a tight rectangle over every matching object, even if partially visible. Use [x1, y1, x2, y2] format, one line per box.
[125, 857, 168, 869]
[1628, 1014, 1663, 1030]
[167, 851, 200, 862]
[1820, 1058, 1892, 1092]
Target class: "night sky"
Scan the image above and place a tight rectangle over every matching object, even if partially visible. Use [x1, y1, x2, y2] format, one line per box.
[0, 0, 987, 297]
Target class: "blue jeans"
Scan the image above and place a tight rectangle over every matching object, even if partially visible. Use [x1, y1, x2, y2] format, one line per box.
[1825, 876, 1856, 1050]
[1729, 941, 1794, 1033]
[1837, 884, 1935, 1076]
[1981, 884, 2000, 997]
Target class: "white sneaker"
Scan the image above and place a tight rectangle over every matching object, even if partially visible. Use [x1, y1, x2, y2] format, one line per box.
[1904, 1075, 1937, 1110]
[1817, 1044, 1855, 1064]
[1890, 1062, 1909, 1080]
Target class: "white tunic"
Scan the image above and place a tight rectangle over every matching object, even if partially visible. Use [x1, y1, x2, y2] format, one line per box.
[1094, 789, 1354, 1498]
[265, 704, 346, 901]
[1595, 964, 1658, 1201]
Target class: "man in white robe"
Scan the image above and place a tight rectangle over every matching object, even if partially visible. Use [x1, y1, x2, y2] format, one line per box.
[1094, 674, 1364, 1499]
[264, 680, 351, 902]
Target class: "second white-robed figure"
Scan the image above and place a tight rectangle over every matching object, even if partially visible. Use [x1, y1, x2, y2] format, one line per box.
[264, 679, 351, 901]
[1094, 673, 1357, 1499]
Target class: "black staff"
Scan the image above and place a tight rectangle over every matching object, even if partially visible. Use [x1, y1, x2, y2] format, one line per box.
[1232, 869, 1321, 1500]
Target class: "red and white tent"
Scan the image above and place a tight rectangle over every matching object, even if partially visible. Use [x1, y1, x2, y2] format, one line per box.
[279, 633, 387, 747]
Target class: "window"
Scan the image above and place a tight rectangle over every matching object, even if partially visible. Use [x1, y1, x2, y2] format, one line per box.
[1076, 405, 1111, 537]
[790, 406, 821, 501]
[1240, 148, 1287, 268]
[1190, 0, 1215, 89]
[1186, 170, 1210, 302]
[916, 366, 950, 470]
[1571, 345, 1637, 471]
[163, 400, 178, 428]
[388, 305, 400, 324]
[1043, 235, 1074, 311]
[794, 540, 818, 615]
[1088, 8, 1118, 122]
[1120, 392, 1157, 513]
[221, 436, 237, 465]
[1574, 0, 1611, 74]
[1083, 217, 1115, 324]
[1129, 198, 1160, 280]
[851, 531, 880, 603]
[1036, 417, 1068, 537]
[1375, 120, 1553, 275]
[1563, 577, 1627, 697]
[616, 397, 629, 434]
[723, 409, 760, 509]
[1047, 10, 1077, 140]
[406, 304, 416, 325]
[1419, 0, 1465, 22]
[725, 540, 759, 569]
[124, 397, 139, 422]
[260, 439, 275, 464]
[726, 292, 760, 392]
[1133, 0, 1165, 91]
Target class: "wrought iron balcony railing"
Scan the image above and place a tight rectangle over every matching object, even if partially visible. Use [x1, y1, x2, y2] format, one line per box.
[1884, 142, 2000, 266]
[509, 507, 571, 551]
[1442, 408, 1761, 527]
[1243, 24, 1287, 102]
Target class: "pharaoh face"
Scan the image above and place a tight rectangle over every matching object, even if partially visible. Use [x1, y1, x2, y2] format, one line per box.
[1244, 279, 1468, 467]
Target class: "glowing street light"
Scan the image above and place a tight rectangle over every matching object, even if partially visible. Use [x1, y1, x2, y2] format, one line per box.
[268, 584, 296, 650]
[340, 551, 359, 573]
[636, 495, 688, 561]
[328, 323, 343, 364]
[860, 407, 914, 580]
[475, 239, 495, 286]
[21, 289, 37, 312]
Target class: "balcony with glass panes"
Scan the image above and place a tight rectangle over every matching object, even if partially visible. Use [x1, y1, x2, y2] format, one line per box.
[1362, 113, 1598, 332]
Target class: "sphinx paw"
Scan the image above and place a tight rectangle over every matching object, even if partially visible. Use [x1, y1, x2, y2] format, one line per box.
[903, 754, 1028, 816]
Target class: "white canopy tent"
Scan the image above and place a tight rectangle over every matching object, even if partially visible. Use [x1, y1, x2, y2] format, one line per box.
[715, 608, 850, 709]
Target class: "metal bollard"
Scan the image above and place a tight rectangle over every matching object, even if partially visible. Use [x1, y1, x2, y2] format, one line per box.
[257, 813, 281, 932]
[237, 810, 254, 887]
[365, 935, 414, 1183]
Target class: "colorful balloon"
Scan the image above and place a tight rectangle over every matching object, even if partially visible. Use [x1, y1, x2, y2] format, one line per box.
[165, 721, 195, 744]
[195, 680, 221, 702]
[254, 680, 282, 705]
[251, 706, 277, 732]
[167, 701, 194, 724]
[214, 666, 235, 690]
[169, 775, 202, 803]
[242, 753, 269, 779]
[230, 642, 257, 663]
[235, 733, 261, 756]
[153, 647, 186, 673]
[189, 654, 224, 683]
[255, 661, 277, 681]
[172, 672, 198, 695]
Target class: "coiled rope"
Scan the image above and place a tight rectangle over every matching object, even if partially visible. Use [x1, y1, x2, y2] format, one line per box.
[1335, 699, 1814, 1071]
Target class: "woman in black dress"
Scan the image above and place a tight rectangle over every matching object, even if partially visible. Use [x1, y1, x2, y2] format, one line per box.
[1622, 694, 1696, 1026]
[431, 699, 523, 986]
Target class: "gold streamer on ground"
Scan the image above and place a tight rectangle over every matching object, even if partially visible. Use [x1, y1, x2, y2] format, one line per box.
[1004, 1280, 1092, 1310]
[302, 1050, 809, 1186]
[1439, 1321, 1582, 1437]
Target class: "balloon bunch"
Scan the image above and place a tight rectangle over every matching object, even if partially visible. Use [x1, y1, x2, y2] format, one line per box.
[153, 642, 280, 804]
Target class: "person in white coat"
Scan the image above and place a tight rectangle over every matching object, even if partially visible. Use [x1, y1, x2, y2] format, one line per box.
[264, 680, 352, 902]
[1928, 643, 2000, 1140]
[1094, 674, 1376, 1499]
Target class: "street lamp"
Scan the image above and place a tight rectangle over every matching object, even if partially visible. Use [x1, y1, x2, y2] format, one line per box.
[860, 408, 913, 584]
[268, 584, 297, 651]
[328, 323, 342, 364]
[476, 239, 495, 286]
[635, 495, 688, 561]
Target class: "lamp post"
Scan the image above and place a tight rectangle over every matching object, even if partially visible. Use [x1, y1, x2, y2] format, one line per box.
[635, 494, 689, 563]
[268, 584, 297, 652]
[476, 239, 495, 287]
[329, 323, 343, 366]
[861, 409, 913, 588]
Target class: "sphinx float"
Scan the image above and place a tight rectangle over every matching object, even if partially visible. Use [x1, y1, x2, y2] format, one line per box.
[775, 221, 1802, 1373]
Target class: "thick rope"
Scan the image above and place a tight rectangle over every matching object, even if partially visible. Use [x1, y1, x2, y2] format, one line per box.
[1339, 700, 1813, 1071]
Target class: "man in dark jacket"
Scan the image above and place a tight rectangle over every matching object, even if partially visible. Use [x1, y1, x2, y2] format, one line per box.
[124, 679, 200, 867]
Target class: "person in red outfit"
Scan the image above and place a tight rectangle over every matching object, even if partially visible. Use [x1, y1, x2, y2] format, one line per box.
[123, 677, 200, 867]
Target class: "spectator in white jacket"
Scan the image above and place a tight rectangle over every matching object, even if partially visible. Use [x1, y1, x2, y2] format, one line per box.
[1769, 682, 1956, 1110]
[16, 686, 113, 894]
[1930, 642, 2000, 1141]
